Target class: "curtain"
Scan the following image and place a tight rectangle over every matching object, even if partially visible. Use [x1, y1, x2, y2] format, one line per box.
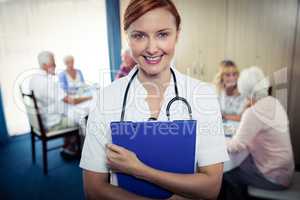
[0, 0, 111, 136]
[106, 0, 122, 81]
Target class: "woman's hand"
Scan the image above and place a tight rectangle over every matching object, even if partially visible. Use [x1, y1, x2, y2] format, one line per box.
[226, 139, 246, 153]
[106, 144, 146, 177]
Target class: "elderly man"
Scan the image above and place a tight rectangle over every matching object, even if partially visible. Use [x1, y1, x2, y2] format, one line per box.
[29, 51, 91, 158]
[114, 48, 136, 80]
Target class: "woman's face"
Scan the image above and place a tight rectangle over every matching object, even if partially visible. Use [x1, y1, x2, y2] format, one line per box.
[126, 8, 179, 76]
[65, 58, 74, 69]
[222, 68, 238, 88]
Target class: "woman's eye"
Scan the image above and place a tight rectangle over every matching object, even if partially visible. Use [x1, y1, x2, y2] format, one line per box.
[157, 32, 169, 39]
[131, 33, 145, 40]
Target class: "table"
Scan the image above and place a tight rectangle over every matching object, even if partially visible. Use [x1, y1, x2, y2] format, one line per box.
[64, 85, 99, 124]
[223, 120, 249, 172]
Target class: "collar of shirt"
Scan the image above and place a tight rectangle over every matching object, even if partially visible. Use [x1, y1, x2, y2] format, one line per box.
[35, 68, 60, 82]
[37, 68, 49, 76]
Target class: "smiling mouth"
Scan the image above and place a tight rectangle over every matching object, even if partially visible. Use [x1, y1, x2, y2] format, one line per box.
[143, 55, 164, 64]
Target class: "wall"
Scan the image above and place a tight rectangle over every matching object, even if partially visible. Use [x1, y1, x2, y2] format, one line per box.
[289, 1, 300, 167]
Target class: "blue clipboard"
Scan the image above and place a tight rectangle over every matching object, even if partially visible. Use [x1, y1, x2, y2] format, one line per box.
[111, 120, 197, 198]
[109, 68, 197, 198]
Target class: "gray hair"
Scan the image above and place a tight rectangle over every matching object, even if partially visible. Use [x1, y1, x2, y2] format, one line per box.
[63, 55, 74, 63]
[238, 66, 270, 101]
[37, 51, 54, 68]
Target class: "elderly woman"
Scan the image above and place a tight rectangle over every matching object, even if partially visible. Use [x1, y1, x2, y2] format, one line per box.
[214, 60, 247, 122]
[59, 55, 85, 94]
[222, 67, 294, 199]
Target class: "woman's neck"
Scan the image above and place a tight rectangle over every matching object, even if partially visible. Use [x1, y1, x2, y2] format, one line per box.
[137, 67, 171, 95]
[67, 67, 76, 80]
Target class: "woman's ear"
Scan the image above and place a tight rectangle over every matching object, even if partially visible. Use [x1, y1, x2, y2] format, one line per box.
[175, 28, 181, 43]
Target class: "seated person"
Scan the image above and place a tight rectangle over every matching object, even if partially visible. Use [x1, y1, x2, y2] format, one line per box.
[59, 55, 85, 94]
[223, 67, 294, 199]
[29, 51, 91, 157]
[114, 48, 136, 80]
[214, 60, 247, 121]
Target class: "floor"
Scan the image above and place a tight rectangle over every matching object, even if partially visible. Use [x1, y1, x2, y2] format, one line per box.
[0, 134, 84, 200]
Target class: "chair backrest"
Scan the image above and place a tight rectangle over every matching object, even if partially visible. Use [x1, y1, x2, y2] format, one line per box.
[20, 88, 46, 137]
[79, 114, 88, 138]
[268, 86, 273, 96]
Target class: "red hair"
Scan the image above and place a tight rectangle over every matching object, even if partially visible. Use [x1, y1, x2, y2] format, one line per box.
[123, 0, 181, 31]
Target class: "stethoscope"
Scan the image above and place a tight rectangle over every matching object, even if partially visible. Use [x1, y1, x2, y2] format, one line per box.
[120, 68, 193, 121]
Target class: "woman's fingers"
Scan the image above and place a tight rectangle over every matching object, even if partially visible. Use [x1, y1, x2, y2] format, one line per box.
[106, 143, 126, 154]
[106, 146, 129, 166]
[106, 149, 120, 159]
[106, 152, 120, 169]
[105, 143, 141, 175]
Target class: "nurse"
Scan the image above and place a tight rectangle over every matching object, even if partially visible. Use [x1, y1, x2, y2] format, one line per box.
[80, 0, 229, 199]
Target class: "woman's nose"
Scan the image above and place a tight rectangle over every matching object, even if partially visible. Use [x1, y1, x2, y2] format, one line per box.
[145, 38, 159, 55]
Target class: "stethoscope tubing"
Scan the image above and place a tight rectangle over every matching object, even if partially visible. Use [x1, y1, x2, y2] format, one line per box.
[120, 68, 193, 121]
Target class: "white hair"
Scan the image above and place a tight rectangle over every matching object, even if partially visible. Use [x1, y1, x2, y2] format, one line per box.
[63, 55, 74, 63]
[238, 66, 270, 101]
[37, 51, 53, 68]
